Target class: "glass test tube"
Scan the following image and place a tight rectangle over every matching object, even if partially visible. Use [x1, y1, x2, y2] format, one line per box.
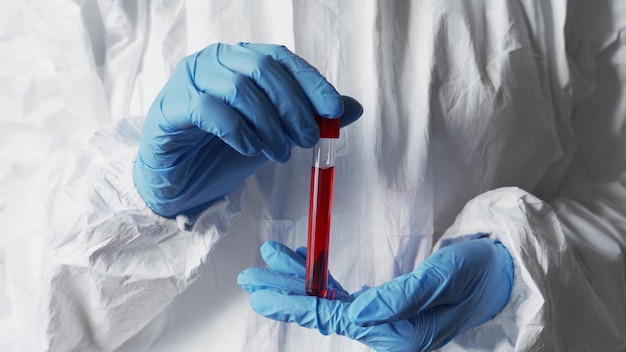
[305, 115, 340, 298]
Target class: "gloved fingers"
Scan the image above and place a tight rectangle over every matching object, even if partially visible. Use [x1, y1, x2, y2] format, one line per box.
[248, 290, 318, 329]
[237, 267, 305, 295]
[189, 94, 263, 157]
[248, 290, 358, 336]
[315, 294, 365, 336]
[190, 84, 292, 162]
[248, 290, 414, 351]
[191, 44, 363, 154]
[217, 43, 320, 148]
[348, 244, 473, 326]
[240, 43, 344, 119]
[294, 246, 349, 295]
[240, 44, 365, 138]
[260, 241, 306, 278]
[349, 238, 511, 327]
[339, 96, 364, 128]
[295, 246, 308, 259]
[260, 243, 350, 296]
[224, 78, 293, 162]
[347, 263, 450, 326]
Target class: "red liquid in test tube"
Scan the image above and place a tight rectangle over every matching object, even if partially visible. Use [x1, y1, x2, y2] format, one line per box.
[306, 166, 334, 297]
[305, 115, 340, 298]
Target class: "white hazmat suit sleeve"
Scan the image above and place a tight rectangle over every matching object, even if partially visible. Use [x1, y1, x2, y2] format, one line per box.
[433, 0, 626, 349]
[37, 116, 244, 351]
[435, 186, 626, 351]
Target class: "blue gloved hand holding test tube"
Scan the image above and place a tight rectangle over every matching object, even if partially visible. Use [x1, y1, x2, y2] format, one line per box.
[238, 237, 513, 352]
[133, 43, 362, 219]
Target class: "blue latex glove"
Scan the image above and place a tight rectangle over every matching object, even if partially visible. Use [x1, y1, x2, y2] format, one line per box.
[133, 43, 363, 218]
[238, 238, 514, 352]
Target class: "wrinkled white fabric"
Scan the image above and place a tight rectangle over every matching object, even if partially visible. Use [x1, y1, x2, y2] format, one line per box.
[38, 117, 246, 351]
[1, 0, 625, 351]
[436, 186, 626, 351]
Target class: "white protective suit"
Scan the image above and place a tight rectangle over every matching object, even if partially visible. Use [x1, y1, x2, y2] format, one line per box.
[1, 0, 625, 351]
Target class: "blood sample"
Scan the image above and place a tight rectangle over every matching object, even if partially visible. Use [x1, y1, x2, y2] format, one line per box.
[305, 115, 340, 298]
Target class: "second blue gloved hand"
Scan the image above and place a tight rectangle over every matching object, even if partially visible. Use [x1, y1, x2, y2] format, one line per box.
[238, 237, 514, 352]
[133, 43, 363, 218]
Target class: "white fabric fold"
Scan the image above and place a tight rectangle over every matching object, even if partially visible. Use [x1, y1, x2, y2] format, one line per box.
[37, 117, 244, 351]
[437, 187, 626, 351]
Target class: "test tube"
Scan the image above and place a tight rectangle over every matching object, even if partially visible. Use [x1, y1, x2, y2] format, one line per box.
[305, 114, 340, 298]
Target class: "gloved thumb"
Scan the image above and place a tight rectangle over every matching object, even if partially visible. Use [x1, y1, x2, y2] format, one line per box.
[348, 238, 514, 327]
[339, 96, 363, 128]
[347, 261, 449, 326]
